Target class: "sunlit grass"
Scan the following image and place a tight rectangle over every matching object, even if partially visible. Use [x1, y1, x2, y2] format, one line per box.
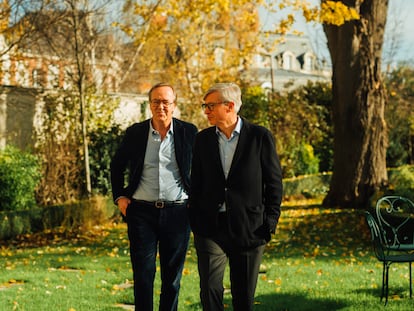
[1, 201, 413, 311]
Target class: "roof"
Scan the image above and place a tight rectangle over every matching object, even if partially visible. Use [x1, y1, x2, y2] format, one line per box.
[261, 33, 315, 55]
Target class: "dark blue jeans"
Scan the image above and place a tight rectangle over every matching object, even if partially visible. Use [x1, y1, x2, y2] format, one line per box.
[126, 201, 190, 311]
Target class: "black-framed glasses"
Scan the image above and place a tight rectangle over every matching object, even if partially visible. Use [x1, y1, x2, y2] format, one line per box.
[201, 101, 228, 111]
[150, 99, 174, 107]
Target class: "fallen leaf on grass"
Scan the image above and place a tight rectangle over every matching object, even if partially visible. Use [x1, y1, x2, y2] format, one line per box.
[112, 279, 133, 290]
[0, 279, 25, 291]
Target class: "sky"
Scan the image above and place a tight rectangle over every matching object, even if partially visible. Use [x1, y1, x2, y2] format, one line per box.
[260, 0, 414, 67]
[383, 0, 414, 64]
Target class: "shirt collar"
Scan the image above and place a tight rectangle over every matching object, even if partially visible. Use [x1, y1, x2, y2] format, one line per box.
[150, 119, 174, 135]
[215, 116, 242, 136]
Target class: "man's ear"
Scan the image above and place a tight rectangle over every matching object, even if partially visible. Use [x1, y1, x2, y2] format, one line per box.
[227, 101, 235, 111]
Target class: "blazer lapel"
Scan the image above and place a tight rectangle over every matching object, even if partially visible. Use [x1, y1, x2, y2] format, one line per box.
[206, 127, 225, 178]
[173, 119, 183, 159]
[135, 120, 150, 161]
[227, 119, 249, 180]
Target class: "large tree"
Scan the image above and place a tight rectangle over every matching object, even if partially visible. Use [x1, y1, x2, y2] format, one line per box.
[322, 0, 389, 208]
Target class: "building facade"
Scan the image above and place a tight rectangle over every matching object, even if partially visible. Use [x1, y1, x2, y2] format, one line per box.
[246, 34, 331, 92]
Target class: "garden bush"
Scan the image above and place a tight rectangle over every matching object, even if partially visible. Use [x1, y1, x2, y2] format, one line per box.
[384, 165, 414, 201]
[283, 172, 331, 199]
[0, 195, 116, 240]
[291, 143, 319, 177]
[61, 195, 117, 230]
[89, 125, 123, 195]
[0, 145, 41, 211]
[283, 165, 414, 202]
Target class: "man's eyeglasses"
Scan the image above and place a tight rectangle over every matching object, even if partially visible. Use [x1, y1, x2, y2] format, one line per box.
[150, 99, 174, 107]
[201, 101, 228, 111]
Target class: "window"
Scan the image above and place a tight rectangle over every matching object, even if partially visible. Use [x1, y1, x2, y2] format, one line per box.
[47, 64, 60, 88]
[283, 54, 293, 70]
[32, 69, 45, 88]
[16, 60, 29, 87]
[304, 53, 314, 72]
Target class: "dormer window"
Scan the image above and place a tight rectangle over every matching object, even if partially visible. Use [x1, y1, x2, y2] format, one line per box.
[304, 53, 315, 72]
[283, 53, 293, 70]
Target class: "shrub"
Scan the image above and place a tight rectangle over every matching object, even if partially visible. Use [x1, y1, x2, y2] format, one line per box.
[386, 165, 414, 201]
[61, 195, 117, 231]
[385, 66, 414, 166]
[0, 215, 11, 239]
[283, 172, 331, 200]
[240, 84, 332, 178]
[89, 126, 123, 195]
[292, 143, 319, 176]
[34, 93, 83, 206]
[390, 165, 414, 189]
[0, 146, 41, 211]
[10, 214, 30, 237]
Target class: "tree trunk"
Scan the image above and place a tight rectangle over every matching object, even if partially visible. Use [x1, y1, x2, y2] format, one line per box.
[80, 91, 92, 197]
[322, 0, 389, 209]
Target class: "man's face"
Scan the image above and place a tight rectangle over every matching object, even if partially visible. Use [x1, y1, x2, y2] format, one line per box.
[202, 91, 229, 126]
[149, 86, 176, 123]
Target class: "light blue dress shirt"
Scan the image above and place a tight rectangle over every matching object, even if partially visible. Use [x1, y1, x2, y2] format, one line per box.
[216, 117, 242, 211]
[132, 120, 187, 201]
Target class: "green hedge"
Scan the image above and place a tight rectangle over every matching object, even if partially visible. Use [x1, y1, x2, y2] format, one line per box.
[0, 196, 117, 240]
[0, 206, 65, 240]
[283, 165, 414, 201]
[0, 145, 41, 211]
[283, 173, 331, 198]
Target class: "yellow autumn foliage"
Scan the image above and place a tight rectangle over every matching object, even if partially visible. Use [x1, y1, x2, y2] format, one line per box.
[320, 0, 360, 26]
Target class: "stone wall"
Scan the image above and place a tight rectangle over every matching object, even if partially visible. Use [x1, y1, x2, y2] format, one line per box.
[0, 86, 38, 150]
[0, 86, 152, 151]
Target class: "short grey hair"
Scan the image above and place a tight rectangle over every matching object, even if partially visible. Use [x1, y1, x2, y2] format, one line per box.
[203, 82, 242, 112]
[148, 82, 177, 102]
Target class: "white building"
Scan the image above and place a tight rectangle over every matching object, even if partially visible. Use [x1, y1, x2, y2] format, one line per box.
[246, 34, 331, 92]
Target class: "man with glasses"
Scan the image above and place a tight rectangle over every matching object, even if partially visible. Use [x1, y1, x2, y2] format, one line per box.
[189, 82, 283, 311]
[110, 82, 197, 311]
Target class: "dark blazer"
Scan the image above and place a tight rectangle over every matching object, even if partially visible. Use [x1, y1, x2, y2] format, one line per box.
[110, 118, 198, 202]
[189, 117, 283, 248]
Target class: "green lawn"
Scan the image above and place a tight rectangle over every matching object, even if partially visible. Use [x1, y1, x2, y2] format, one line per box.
[1, 199, 413, 311]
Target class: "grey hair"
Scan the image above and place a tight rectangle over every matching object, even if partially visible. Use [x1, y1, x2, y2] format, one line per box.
[148, 82, 177, 102]
[203, 82, 242, 112]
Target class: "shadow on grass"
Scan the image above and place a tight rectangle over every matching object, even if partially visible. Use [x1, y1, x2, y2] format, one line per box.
[253, 292, 348, 311]
[184, 292, 348, 311]
[268, 204, 371, 259]
[354, 286, 412, 302]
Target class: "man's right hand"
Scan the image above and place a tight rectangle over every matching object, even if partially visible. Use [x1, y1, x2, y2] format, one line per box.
[117, 197, 131, 216]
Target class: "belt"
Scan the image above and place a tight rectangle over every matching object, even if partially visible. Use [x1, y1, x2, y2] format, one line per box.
[132, 199, 187, 209]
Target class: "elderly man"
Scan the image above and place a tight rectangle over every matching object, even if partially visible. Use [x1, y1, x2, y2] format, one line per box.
[189, 82, 283, 311]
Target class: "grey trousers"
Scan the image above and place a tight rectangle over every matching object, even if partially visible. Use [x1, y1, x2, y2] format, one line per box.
[194, 232, 265, 311]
